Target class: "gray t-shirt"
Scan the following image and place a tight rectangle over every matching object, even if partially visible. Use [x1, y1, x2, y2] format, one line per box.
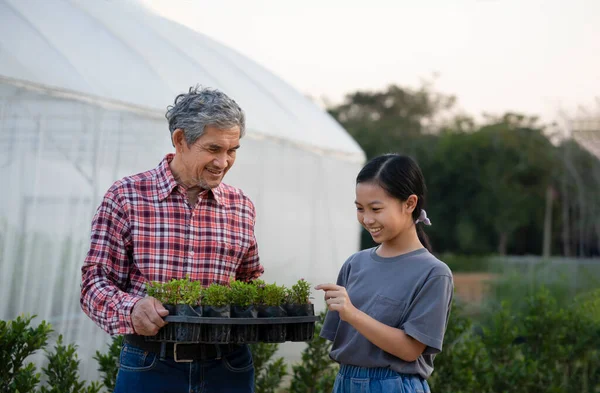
[320, 247, 453, 379]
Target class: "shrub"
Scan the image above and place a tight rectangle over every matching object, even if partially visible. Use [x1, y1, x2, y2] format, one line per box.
[39, 335, 102, 393]
[249, 343, 287, 393]
[0, 314, 52, 393]
[93, 335, 123, 393]
[289, 309, 338, 393]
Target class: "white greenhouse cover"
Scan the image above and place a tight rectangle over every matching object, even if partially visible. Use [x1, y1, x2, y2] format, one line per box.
[0, 0, 364, 160]
[0, 0, 366, 383]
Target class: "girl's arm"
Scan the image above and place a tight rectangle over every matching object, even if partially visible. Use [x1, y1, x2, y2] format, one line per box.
[315, 283, 425, 362]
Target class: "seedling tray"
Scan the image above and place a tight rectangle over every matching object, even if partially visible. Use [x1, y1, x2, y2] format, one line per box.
[145, 316, 318, 344]
[163, 316, 318, 324]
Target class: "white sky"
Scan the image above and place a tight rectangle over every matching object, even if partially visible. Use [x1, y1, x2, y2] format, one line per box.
[141, 0, 599, 124]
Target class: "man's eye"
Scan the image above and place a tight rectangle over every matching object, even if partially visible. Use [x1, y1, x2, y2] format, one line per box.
[356, 207, 364, 212]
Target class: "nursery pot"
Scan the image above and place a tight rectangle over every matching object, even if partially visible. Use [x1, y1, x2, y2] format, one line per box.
[201, 305, 231, 344]
[175, 304, 202, 317]
[163, 304, 176, 315]
[284, 303, 315, 342]
[231, 305, 259, 344]
[256, 305, 287, 343]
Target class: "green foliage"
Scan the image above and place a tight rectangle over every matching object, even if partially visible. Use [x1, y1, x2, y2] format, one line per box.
[327, 80, 456, 159]
[230, 280, 258, 307]
[40, 335, 101, 393]
[289, 310, 338, 393]
[146, 281, 167, 303]
[257, 283, 287, 306]
[0, 314, 53, 393]
[249, 343, 287, 393]
[440, 253, 491, 273]
[93, 335, 123, 393]
[202, 283, 231, 307]
[327, 82, 600, 256]
[288, 279, 312, 304]
[181, 280, 202, 306]
[146, 276, 203, 305]
[431, 286, 600, 393]
[428, 300, 491, 392]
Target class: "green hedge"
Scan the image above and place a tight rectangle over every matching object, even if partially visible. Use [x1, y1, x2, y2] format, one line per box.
[4, 284, 600, 393]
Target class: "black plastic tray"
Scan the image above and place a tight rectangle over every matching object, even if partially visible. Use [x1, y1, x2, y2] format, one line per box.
[164, 316, 319, 325]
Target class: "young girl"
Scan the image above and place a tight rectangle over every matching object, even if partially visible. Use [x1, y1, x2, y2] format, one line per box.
[316, 154, 453, 393]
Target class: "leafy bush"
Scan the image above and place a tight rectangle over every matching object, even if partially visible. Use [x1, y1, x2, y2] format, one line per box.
[249, 342, 287, 393]
[440, 253, 492, 273]
[289, 309, 337, 393]
[431, 286, 600, 393]
[39, 335, 101, 393]
[93, 335, 123, 393]
[0, 314, 52, 393]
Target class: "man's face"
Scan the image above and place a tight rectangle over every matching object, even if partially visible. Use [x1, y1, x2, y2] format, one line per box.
[175, 125, 241, 189]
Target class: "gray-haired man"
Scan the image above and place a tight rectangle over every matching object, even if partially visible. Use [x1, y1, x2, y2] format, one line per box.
[81, 86, 264, 393]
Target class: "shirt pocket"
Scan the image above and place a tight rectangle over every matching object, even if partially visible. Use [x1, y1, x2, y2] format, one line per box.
[215, 241, 243, 279]
[365, 295, 407, 327]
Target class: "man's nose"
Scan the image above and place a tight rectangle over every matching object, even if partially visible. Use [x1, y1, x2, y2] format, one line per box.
[213, 153, 229, 169]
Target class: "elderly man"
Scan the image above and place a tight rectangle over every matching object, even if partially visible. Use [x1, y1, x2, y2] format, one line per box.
[81, 86, 264, 393]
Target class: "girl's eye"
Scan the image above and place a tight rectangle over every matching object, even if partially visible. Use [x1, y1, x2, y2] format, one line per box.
[372, 208, 381, 212]
[356, 207, 364, 212]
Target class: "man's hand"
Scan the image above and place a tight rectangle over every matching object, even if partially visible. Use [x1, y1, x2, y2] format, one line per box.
[315, 283, 358, 322]
[131, 297, 169, 336]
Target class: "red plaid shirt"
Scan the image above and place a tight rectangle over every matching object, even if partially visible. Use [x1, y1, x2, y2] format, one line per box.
[81, 154, 263, 335]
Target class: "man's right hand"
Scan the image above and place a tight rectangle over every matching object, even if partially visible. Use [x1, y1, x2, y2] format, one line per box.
[131, 296, 169, 336]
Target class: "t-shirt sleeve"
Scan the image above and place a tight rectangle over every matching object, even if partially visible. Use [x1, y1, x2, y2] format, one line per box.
[320, 259, 351, 341]
[401, 275, 453, 355]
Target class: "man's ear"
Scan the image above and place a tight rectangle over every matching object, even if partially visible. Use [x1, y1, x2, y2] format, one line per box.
[172, 129, 186, 153]
[405, 194, 418, 213]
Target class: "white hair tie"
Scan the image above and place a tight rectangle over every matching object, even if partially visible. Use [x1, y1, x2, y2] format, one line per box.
[415, 209, 432, 226]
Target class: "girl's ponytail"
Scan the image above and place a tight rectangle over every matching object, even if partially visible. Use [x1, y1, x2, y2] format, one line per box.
[416, 223, 432, 253]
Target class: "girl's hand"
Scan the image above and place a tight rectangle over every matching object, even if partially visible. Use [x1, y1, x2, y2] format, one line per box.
[315, 283, 357, 322]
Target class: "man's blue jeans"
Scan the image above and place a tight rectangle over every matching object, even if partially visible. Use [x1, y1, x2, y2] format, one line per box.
[114, 342, 254, 393]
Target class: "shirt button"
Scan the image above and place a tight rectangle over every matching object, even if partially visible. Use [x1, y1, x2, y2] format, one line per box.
[189, 251, 195, 256]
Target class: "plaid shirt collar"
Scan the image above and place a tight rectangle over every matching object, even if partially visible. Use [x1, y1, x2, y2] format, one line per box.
[155, 153, 223, 205]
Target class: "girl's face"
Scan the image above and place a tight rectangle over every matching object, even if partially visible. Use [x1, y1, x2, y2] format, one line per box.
[355, 182, 417, 245]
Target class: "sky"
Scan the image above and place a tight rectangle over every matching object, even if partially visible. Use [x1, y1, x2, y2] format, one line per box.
[141, 0, 600, 124]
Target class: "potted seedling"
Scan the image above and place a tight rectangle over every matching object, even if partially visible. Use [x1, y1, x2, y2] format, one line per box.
[176, 277, 203, 317]
[255, 282, 288, 343]
[200, 282, 231, 343]
[146, 277, 204, 342]
[229, 279, 259, 343]
[164, 278, 183, 312]
[285, 278, 315, 341]
[146, 280, 175, 314]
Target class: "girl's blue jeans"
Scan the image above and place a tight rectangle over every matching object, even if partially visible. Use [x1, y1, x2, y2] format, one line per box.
[332, 364, 430, 393]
